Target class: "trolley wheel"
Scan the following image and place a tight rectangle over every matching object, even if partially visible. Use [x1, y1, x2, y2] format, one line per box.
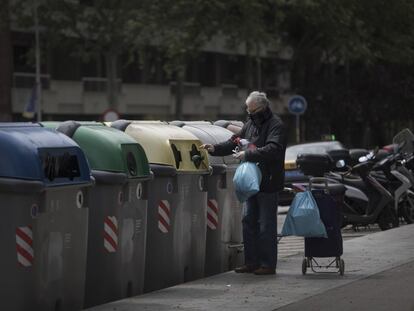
[339, 259, 345, 276]
[302, 258, 307, 275]
[335, 257, 340, 268]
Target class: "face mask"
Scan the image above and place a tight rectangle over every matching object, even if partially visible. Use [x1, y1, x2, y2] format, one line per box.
[249, 108, 267, 126]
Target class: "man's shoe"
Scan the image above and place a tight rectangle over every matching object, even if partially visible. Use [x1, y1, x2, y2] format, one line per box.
[253, 267, 276, 275]
[234, 265, 258, 273]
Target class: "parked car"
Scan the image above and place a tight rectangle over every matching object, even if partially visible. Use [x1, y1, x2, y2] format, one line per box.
[279, 141, 345, 205]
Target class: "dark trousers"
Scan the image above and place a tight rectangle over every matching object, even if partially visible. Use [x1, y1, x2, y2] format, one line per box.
[243, 192, 278, 269]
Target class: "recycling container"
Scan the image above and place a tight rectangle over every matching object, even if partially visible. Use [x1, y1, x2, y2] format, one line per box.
[214, 120, 244, 134]
[0, 123, 92, 311]
[42, 121, 152, 308]
[170, 121, 244, 276]
[111, 120, 210, 292]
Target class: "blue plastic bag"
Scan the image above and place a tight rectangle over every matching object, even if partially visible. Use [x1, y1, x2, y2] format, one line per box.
[281, 191, 328, 238]
[233, 162, 262, 203]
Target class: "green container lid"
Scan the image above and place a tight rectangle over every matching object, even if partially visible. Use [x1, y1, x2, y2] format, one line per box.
[41, 121, 150, 178]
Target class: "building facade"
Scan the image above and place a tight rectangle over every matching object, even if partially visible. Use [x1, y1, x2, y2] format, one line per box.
[11, 31, 293, 121]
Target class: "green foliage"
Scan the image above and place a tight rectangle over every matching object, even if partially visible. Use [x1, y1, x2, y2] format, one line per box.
[219, 0, 282, 49]
[275, 0, 414, 145]
[41, 1, 145, 60]
[9, 0, 414, 143]
[281, 0, 414, 65]
[11, 0, 414, 77]
[136, 0, 224, 75]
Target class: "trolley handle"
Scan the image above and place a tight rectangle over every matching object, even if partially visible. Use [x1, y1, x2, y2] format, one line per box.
[308, 177, 329, 191]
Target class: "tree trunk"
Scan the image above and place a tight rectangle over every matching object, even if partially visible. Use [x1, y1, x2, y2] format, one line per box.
[255, 42, 262, 90]
[0, 0, 13, 121]
[105, 51, 118, 110]
[245, 41, 253, 92]
[175, 66, 185, 120]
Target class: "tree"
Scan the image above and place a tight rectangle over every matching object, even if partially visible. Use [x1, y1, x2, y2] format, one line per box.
[139, 0, 223, 119]
[220, 0, 283, 91]
[15, 0, 147, 112]
[0, 0, 13, 121]
[279, 0, 414, 145]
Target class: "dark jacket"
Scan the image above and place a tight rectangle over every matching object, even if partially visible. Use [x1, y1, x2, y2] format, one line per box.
[211, 106, 287, 192]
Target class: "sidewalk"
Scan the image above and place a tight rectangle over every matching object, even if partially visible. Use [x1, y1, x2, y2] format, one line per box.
[277, 261, 414, 311]
[89, 224, 414, 311]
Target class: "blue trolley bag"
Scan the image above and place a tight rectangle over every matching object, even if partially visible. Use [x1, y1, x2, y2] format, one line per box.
[305, 183, 345, 258]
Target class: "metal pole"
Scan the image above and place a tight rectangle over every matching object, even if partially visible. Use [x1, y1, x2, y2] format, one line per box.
[34, 0, 42, 121]
[296, 114, 300, 143]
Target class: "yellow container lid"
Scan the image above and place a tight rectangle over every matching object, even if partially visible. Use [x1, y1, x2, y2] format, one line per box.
[124, 121, 210, 173]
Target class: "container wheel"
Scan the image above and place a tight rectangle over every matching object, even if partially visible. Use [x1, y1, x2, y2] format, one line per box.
[339, 259, 345, 276]
[302, 258, 307, 275]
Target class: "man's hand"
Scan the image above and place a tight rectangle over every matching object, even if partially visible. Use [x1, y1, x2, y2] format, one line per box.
[232, 150, 245, 161]
[200, 144, 215, 153]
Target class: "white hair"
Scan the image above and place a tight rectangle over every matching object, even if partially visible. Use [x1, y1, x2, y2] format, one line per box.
[246, 91, 270, 107]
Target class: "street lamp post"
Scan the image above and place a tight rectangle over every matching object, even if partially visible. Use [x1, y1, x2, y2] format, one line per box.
[34, 0, 42, 122]
[288, 95, 307, 143]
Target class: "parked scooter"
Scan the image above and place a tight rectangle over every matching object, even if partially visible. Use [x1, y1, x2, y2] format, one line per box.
[296, 149, 398, 230]
[383, 129, 414, 223]
[370, 151, 414, 224]
[325, 128, 414, 228]
[332, 155, 397, 230]
[398, 154, 414, 222]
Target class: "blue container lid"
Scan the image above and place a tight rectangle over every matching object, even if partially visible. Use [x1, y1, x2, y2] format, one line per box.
[0, 123, 91, 186]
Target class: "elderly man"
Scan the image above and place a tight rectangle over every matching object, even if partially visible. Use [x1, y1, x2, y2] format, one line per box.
[201, 91, 286, 275]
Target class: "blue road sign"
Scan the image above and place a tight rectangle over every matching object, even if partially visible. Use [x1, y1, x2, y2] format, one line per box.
[288, 95, 307, 115]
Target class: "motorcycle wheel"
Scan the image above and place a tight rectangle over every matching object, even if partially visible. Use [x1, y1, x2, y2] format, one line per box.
[399, 192, 414, 224]
[377, 206, 399, 230]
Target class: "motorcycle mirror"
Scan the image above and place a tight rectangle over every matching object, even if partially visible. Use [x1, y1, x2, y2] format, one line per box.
[360, 150, 374, 162]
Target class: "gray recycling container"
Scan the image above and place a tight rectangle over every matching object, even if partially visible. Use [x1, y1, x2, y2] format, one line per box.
[214, 120, 244, 134]
[111, 120, 210, 292]
[43, 121, 152, 308]
[171, 121, 244, 276]
[0, 123, 92, 311]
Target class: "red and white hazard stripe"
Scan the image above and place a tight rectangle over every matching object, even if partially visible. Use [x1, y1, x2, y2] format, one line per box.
[16, 226, 34, 267]
[104, 216, 118, 253]
[158, 200, 170, 233]
[207, 199, 219, 230]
